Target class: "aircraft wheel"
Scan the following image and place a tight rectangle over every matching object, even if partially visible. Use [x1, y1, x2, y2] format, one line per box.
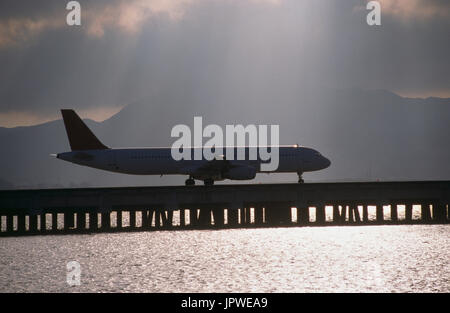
[185, 178, 195, 186]
[297, 172, 304, 184]
[204, 179, 214, 186]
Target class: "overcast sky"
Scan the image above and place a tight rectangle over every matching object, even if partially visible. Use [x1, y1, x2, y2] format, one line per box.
[0, 0, 449, 127]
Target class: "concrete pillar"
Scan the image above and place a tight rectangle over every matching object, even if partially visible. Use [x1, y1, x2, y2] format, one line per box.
[316, 206, 326, 224]
[421, 203, 431, 222]
[405, 203, 413, 221]
[227, 208, 239, 226]
[130, 210, 136, 228]
[179, 209, 186, 227]
[64, 212, 75, 230]
[89, 212, 98, 230]
[254, 206, 264, 225]
[160, 210, 166, 228]
[154, 209, 161, 228]
[264, 206, 275, 225]
[146, 209, 153, 228]
[376, 205, 384, 223]
[147, 209, 154, 228]
[141, 210, 149, 229]
[198, 209, 212, 227]
[18, 214, 26, 233]
[241, 208, 247, 224]
[345, 206, 350, 222]
[350, 204, 361, 223]
[52, 212, 58, 231]
[355, 205, 361, 222]
[117, 211, 123, 229]
[333, 205, 342, 224]
[101, 212, 110, 230]
[340, 205, 348, 223]
[335, 205, 348, 223]
[40, 213, 47, 232]
[29, 214, 38, 232]
[7, 214, 14, 233]
[167, 210, 173, 228]
[391, 204, 398, 222]
[244, 207, 251, 224]
[77, 212, 86, 230]
[147, 210, 155, 228]
[161, 210, 166, 227]
[297, 207, 309, 224]
[432, 203, 446, 223]
[265, 205, 291, 226]
[189, 209, 198, 227]
[140, 210, 147, 228]
[362, 205, 369, 222]
[213, 208, 224, 227]
[159, 210, 173, 228]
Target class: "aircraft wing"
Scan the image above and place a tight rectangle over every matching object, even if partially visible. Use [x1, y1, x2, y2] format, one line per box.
[182, 158, 235, 177]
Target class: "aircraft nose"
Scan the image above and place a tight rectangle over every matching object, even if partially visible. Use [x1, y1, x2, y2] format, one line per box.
[322, 156, 331, 169]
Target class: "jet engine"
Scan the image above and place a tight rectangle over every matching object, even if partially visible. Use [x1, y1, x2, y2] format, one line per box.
[223, 166, 257, 180]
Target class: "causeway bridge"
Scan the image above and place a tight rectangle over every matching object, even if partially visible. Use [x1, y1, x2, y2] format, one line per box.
[0, 181, 449, 236]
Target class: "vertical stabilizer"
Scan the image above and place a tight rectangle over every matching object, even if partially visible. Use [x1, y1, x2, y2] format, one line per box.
[61, 109, 109, 151]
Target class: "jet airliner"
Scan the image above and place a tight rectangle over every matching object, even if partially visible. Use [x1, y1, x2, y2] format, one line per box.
[55, 110, 331, 185]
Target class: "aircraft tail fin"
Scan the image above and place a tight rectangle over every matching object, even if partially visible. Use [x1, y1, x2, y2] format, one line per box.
[61, 109, 109, 151]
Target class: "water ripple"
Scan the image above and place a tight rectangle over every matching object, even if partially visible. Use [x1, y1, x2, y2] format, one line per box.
[0, 225, 448, 292]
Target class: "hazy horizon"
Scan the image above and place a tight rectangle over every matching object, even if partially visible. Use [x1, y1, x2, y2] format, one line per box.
[2, 87, 450, 129]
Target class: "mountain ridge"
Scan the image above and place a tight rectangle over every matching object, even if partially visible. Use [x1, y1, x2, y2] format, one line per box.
[1, 88, 449, 188]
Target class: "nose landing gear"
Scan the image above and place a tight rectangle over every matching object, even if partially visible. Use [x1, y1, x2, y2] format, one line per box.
[297, 172, 304, 184]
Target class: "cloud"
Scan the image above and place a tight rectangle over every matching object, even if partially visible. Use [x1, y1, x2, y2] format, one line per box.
[0, 0, 281, 47]
[84, 0, 197, 37]
[0, 15, 63, 48]
[381, 0, 450, 19]
[0, 0, 449, 127]
[1, 0, 448, 49]
[86, 0, 281, 37]
[360, 0, 450, 20]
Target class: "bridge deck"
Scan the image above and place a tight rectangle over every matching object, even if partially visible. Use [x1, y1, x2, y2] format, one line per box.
[1, 181, 449, 236]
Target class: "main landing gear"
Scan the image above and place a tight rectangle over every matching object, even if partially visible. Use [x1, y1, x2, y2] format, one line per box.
[298, 172, 304, 184]
[185, 177, 215, 186]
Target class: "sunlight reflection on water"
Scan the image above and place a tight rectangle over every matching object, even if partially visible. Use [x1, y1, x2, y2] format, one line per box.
[0, 225, 448, 292]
